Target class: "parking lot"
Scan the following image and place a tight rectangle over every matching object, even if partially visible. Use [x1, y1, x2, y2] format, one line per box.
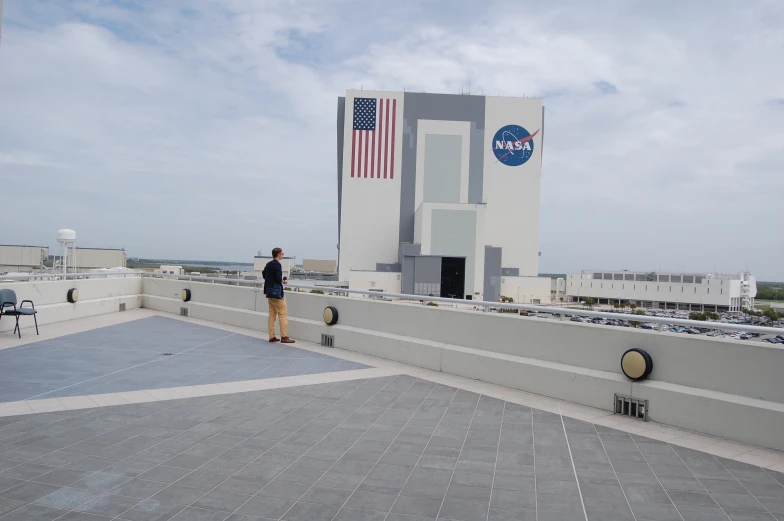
[522, 309, 784, 342]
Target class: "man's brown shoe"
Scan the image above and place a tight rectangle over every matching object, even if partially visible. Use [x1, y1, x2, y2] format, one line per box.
[281, 337, 295, 344]
[269, 337, 280, 343]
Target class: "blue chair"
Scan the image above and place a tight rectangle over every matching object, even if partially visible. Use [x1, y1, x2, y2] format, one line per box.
[0, 288, 39, 338]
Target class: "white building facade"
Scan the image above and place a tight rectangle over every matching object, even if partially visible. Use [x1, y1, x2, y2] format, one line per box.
[302, 259, 336, 274]
[74, 248, 126, 270]
[155, 265, 184, 276]
[254, 256, 296, 280]
[0, 245, 126, 273]
[0, 245, 49, 273]
[337, 90, 548, 303]
[566, 270, 756, 312]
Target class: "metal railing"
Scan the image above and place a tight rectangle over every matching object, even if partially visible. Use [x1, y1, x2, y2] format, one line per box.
[0, 271, 145, 281]
[2, 271, 783, 336]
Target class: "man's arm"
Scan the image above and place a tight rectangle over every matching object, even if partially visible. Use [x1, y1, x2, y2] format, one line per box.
[274, 262, 283, 284]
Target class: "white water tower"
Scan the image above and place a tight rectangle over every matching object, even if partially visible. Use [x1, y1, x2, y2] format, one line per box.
[56, 229, 77, 275]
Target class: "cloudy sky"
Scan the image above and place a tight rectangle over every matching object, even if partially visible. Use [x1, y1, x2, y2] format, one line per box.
[1, 0, 782, 279]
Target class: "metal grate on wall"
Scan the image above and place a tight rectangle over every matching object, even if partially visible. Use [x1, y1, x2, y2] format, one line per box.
[180, 307, 188, 317]
[118, 303, 126, 312]
[614, 394, 648, 421]
[321, 334, 334, 348]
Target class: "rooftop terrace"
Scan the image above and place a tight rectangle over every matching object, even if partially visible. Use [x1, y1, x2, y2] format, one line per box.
[0, 274, 783, 521]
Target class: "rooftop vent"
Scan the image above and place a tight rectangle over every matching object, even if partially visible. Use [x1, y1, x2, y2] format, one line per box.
[615, 394, 648, 421]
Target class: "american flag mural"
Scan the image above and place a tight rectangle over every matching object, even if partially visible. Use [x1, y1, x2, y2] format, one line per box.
[351, 97, 397, 179]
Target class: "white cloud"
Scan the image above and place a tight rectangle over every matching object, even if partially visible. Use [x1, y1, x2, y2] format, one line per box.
[0, 0, 782, 278]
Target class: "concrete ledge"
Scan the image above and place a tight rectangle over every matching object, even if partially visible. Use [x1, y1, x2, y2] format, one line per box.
[0, 295, 142, 334]
[143, 295, 321, 338]
[286, 291, 784, 403]
[440, 343, 631, 410]
[327, 325, 445, 371]
[0, 278, 143, 334]
[144, 295, 446, 371]
[142, 289, 784, 452]
[323, 323, 629, 410]
[634, 380, 784, 452]
[326, 323, 784, 452]
[4, 276, 783, 454]
[138, 283, 784, 453]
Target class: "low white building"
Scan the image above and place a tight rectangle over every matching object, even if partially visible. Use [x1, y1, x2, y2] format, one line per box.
[0, 244, 125, 272]
[348, 271, 402, 294]
[86, 267, 137, 278]
[0, 245, 49, 273]
[501, 275, 552, 304]
[254, 256, 296, 279]
[302, 259, 337, 274]
[566, 270, 756, 312]
[73, 248, 127, 270]
[155, 265, 184, 276]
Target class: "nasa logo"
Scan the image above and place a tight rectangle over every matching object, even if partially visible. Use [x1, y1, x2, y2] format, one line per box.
[491, 124, 539, 167]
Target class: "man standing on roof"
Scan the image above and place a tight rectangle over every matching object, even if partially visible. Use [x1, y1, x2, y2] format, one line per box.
[262, 247, 294, 344]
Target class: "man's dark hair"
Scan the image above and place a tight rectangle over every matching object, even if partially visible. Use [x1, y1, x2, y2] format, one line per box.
[271, 247, 282, 258]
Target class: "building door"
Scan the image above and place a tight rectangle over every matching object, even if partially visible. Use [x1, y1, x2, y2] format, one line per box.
[440, 257, 465, 299]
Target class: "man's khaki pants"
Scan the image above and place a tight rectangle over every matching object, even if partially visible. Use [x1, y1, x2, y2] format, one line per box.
[268, 298, 288, 339]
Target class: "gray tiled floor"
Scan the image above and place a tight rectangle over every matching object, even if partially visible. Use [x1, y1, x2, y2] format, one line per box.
[0, 316, 368, 402]
[0, 375, 781, 520]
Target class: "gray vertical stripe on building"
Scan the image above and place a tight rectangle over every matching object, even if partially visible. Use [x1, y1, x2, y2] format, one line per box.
[484, 247, 503, 303]
[423, 134, 462, 204]
[400, 243, 422, 294]
[399, 93, 486, 245]
[468, 122, 485, 203]
[401, 255, 415, 294]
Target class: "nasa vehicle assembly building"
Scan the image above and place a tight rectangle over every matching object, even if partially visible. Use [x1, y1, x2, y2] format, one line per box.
[337, 89, 551, 303]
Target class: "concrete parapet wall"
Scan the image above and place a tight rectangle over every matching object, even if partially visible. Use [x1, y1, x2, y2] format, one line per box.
[5, 277, 782, 452]
[286, 288, 784, 403]
[0, 278, 142, 333]
[141, 279, 784, 451]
